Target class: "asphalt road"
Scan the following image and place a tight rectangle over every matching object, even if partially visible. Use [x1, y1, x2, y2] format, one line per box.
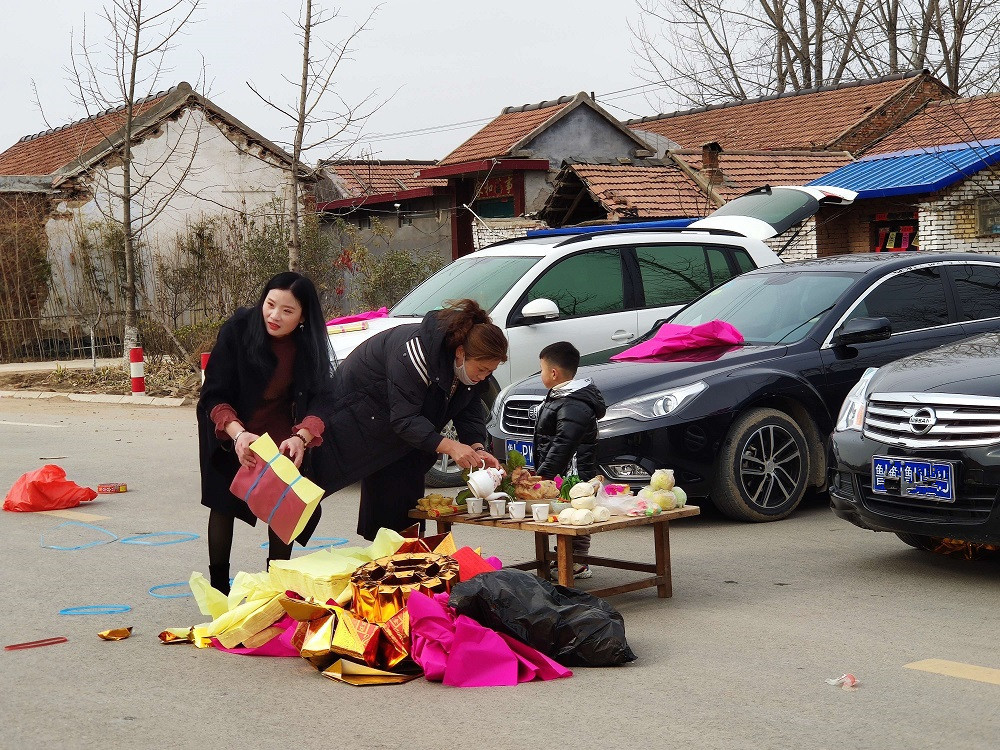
[1, 398, 998, 750]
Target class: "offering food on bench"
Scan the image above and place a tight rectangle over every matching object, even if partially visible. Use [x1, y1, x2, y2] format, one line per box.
[416, 493, 459, 515]
[510, 467, 560, 501]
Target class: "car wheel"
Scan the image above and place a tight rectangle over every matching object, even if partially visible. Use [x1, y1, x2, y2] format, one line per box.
[895, 532, 939, 551]
[714, 408, 810, 522]
[425, 421, 464, 488]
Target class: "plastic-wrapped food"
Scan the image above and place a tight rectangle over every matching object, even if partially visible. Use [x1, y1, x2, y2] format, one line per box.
[650, 469, 675, 491]
[448, 569, 637, 667]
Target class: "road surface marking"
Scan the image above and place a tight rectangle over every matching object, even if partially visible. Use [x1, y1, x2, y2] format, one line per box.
[905, 658, 1000, 686]
[0, 420, 59, 428]
[38, 509, 112, 522]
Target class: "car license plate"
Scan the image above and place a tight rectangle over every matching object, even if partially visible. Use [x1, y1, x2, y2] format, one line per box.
[871, 456, 955, 502]
[506, 439, 534, 468]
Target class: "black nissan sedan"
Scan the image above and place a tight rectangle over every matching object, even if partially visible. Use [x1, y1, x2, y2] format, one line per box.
[830, 331, 1000, 549]
[488, 252, 1000, 522]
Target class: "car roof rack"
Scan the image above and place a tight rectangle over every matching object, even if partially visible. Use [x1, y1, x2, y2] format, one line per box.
[553, 225, 745, 247]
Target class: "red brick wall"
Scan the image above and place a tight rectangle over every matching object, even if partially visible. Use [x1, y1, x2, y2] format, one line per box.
[836, 79, 954, 155]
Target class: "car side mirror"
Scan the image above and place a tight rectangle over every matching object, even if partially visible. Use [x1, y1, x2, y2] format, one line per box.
[519, 298, 560, 323]
[832, 316, 892, 347]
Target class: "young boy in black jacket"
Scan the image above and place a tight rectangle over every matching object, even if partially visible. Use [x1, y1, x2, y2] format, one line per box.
[533, 341, 607, 578]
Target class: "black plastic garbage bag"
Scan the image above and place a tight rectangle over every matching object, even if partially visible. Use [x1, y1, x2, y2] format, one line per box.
[448, 569, 637, 667]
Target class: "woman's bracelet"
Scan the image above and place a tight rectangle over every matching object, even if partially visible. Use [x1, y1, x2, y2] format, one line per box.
[291, 433, 310, 447]
[233, 429, 246, 444]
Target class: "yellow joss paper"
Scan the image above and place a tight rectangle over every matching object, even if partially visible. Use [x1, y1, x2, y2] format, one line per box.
[189, 571, 229, 619]
[98, 626, 133, 641]
[269, 527, 405, 604]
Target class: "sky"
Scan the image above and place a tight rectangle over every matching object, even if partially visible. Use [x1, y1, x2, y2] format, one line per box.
[0, 0, 673, 164]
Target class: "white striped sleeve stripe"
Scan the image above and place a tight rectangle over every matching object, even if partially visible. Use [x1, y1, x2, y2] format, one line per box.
[406, 338, 430, 386]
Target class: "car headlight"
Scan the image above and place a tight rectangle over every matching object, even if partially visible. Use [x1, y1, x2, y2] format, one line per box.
[601, 381, 707, 422]
[835, 367, 879, 432]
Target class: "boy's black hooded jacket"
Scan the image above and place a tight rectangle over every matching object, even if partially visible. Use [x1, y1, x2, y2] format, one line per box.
[532, 379, 607, 480]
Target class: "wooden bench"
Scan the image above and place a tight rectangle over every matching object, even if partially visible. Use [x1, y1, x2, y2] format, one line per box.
[409, 505, 700, 598]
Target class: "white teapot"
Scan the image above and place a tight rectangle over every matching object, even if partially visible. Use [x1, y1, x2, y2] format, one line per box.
[467, 461, 505, 498]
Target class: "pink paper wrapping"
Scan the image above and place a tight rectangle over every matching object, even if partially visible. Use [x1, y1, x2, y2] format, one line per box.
[407, 591, 572, 687]
[210, 615, 300, 657]
[610, 320, 744, 361]
[326, 307, 389, 326]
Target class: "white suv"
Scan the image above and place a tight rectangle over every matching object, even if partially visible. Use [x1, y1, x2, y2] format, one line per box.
[329, 185, 856, 484]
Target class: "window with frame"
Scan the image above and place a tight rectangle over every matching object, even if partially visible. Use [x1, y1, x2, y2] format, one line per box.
[635, 245, 713, 307]
[524, 249, 624, 317]
[847, 267, 950, 333]
[951, 263, 1000, 321]
[976, 196, 1000, 236]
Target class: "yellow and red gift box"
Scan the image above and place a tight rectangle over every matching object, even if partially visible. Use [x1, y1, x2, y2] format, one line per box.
[229, 433, 324, 544]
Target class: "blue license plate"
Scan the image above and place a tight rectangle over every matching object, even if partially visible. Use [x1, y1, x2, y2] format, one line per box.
[872, 455, 954, 502]
[506, 439, 534, 469]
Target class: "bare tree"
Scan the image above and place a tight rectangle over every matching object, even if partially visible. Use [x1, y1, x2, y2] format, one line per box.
[248, 1, 383, 271]
[630, 0, 1000, 107]
[66, 0, 202, 356]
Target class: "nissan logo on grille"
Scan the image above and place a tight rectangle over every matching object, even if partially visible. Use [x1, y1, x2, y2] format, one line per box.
[909, 407, 937, 435]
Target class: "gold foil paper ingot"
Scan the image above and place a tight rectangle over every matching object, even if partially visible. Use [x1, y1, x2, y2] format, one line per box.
[299, 614, 338, 670]
[331, 610, 382, 666]
[350, 553, 459, 623]
[98, 627, 133, 641]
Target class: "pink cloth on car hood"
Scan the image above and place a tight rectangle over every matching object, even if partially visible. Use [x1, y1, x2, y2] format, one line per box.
[326, 307, 389, 325]
[408, 591, 572, 687]
[611, 320, 743, 361]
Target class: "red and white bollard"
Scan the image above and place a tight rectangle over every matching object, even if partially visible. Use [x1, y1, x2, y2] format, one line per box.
[129, 347, 145, 397]
[200, 352, 211, 385]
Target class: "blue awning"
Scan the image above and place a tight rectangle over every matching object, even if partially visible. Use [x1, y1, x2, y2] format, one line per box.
[809, 140, 1000, 198]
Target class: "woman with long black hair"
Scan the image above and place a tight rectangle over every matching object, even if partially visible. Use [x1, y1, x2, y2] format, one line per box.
[197, 272, 334, 593]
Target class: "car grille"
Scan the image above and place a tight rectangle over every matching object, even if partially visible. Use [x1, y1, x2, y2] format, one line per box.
[501, 396, 544, 437]
[864, 392, 1000, 449]
[853, 472, 996, 522]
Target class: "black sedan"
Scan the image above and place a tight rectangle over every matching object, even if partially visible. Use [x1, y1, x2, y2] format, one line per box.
[830, 331, 1000, 549]
[489, 252, 1000, 522]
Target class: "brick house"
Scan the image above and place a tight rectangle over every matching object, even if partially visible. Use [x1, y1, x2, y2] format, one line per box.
[417, 91, 655, 258]
[811, 92, 1000, 255]
[0, 82, 306, 356]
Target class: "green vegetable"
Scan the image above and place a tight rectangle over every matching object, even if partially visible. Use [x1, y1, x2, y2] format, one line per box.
[559, 474, 581, 501]
[455, 488, 471, 505]
[506, 450, 526, 471]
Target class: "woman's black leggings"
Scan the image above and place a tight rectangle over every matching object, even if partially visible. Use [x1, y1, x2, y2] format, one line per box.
[207, 509, 294, 591]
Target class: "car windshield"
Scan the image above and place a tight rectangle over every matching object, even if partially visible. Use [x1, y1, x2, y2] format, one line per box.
[670, 270, 859, 344]
[391, 255, 541, 317]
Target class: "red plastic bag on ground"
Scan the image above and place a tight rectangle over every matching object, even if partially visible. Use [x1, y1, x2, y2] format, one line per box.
[3, 465, 98, 512]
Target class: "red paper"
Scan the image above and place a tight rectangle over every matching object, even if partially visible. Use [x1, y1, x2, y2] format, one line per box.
[451, 547, 501, 581]
[229, 462, 315, 545]
[3, 465, 97, 512]
[610, 320, 743, 362]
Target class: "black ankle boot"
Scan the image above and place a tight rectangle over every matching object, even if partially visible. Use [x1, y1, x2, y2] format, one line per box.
[209, 563, 231, 595]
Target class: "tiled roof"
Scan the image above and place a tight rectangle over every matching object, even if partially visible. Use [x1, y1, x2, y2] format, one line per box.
[627, 73, 933, 151]
[0, 93, 170, 176]
[437, 96, 577, 166]
[865, 93, 1000, 154]
[565, 163, 711, 218]
[323, 160, 446, 197]
[672, 151, 854, 202]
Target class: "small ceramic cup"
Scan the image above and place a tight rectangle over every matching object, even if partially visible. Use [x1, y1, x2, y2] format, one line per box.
[488, 498, 507, 518]
[508, 501, 527, 520]
[466, 496, 484, 514]
[531, 503, 550, 522]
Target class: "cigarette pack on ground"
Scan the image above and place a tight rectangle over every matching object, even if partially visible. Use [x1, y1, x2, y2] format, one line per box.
[97, 482, 128, 494]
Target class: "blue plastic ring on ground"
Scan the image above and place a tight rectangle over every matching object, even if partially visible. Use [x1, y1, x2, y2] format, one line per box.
[260, 537, 349, 551]
[119, 532, 200, 546]
[148, 582, 193, 599]
[41, 521, 119, 551]
[59, 605, 132, 616]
